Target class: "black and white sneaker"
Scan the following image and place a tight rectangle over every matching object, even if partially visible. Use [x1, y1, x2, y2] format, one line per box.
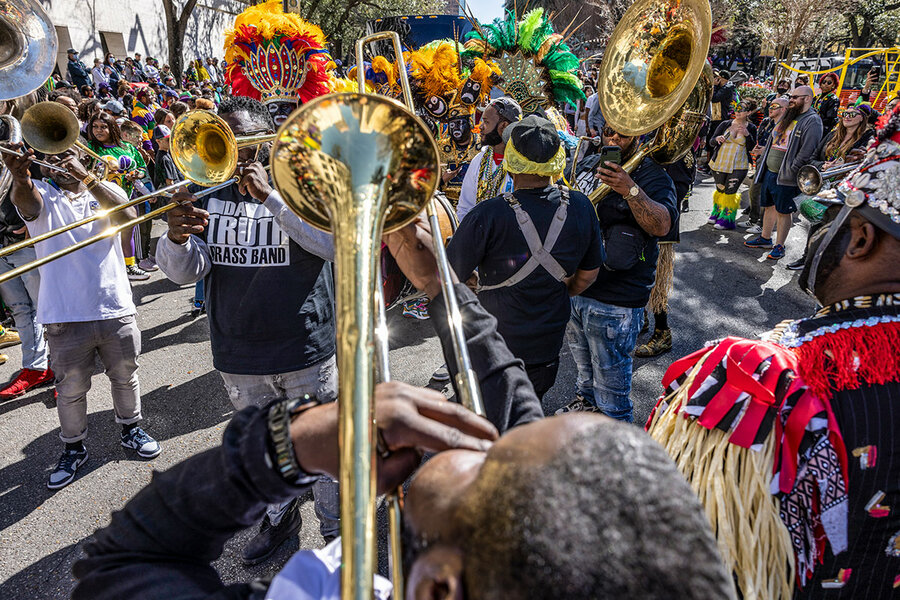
[121, 426, 161, 459]
[47, 447, 88, 489]
[431, 364, 451, 382]
[554, 396, 602, 415]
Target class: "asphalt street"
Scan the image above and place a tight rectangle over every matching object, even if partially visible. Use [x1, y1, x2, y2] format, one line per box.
[0, 175, 815, 598]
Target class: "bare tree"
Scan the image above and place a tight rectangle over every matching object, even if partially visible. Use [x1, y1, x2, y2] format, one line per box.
[161, 0, 199, 83]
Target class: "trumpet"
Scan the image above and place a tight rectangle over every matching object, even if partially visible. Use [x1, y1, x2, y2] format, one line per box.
[0, 110, 272, 283]
[9, 102, 115, 179]
[796, 163, 859, 196]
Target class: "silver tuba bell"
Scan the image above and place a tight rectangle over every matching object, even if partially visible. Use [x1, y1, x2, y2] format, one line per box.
[0, 114, 23, 199]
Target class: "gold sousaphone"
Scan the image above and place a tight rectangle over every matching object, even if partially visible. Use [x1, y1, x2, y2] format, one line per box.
[586, 0, 713, 203]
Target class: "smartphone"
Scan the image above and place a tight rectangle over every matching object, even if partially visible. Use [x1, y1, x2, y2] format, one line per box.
[598, 145, 622, 168]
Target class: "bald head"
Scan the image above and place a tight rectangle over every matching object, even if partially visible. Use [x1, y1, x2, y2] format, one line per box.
[788, 85, 814, 113]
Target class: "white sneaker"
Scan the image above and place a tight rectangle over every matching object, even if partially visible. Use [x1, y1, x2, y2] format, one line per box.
[736, 219, 754, 228]
[746, 225, 762, 234]
[126, 265, 150, 281]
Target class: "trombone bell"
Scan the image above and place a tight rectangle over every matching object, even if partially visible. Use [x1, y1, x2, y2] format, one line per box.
[170, 110, 276, 186]
[270, 92, 439, 600]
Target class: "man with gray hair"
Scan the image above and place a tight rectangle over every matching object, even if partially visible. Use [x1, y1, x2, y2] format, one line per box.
[456, 97, 522, 222]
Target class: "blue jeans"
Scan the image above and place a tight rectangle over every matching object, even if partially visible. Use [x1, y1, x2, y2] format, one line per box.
[566, 296, 643, 422]
[0, 246, 48, 370]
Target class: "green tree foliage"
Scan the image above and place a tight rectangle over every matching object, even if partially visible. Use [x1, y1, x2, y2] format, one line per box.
[289, 0, 445, 60]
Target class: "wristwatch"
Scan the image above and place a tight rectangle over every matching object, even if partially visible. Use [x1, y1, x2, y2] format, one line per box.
[266, 395, 320, 484]
[625, 185, 640, 201]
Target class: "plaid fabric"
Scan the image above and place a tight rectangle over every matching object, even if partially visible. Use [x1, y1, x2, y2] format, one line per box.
[709, 136, 750, 173]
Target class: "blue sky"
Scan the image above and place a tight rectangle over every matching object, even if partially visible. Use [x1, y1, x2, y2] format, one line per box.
[466, 0, 505, 23]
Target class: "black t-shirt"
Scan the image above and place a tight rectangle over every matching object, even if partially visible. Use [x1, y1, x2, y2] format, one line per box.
[581, 158, 677, 308]
[448, 185, 604, 365]
[153, 149, 182, 190]
[194, 184, 335, 375]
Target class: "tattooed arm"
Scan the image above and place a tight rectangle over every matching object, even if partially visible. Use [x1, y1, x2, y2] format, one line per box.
[596, 161, 672, 237]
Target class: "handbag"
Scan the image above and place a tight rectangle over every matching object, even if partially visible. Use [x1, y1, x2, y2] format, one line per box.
[602, 222, 647, 271]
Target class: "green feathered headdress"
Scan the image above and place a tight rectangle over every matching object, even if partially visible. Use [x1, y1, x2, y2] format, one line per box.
[463, 8, 585, 112]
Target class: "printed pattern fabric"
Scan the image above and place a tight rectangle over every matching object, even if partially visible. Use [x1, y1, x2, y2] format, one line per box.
[205, 197, 289, 267]
[654, 337, 849, 584]
[709, 136, 749, 173]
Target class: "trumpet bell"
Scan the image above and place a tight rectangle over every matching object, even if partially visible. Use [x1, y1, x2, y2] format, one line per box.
[270, 93, 439, 234]
[797, 165, 823, 196]
[0, 0, 58, 101]
[598, 0, 711, 137]
[170, 110, 238, 186]
[20, 101, 80, 154]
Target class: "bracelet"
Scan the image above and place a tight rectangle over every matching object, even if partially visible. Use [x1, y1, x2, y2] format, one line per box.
[266, 395, 320, 484]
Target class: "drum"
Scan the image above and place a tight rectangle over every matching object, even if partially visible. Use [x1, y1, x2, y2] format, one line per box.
[381, 192, 458, 309]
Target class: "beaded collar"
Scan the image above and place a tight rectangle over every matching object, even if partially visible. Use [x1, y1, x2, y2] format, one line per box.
[777, 293, 900, 348]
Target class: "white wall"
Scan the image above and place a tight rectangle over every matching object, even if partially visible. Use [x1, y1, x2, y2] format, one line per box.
[44, 0, 244, 73]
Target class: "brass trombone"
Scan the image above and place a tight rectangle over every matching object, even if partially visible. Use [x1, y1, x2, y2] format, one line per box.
[6, 101, 115, 179]
[796, 162, 860, 196]
[269, 30, 483, 600]
[0, 110, 273, 284]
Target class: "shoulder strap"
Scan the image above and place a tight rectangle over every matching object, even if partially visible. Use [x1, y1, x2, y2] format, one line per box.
[478, 187, 569, 291]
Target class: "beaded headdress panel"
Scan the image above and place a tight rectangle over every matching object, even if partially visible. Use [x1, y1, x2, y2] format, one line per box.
[462, 8, 585, 115]
[406, 40, 500, 165]
[224, 0, 333, 105]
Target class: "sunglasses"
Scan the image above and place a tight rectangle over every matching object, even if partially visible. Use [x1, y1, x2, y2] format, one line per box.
[788, 94, 811, 100]
[841, 111, 861, 118]
[769, 105, 784, 110]
[602, 126, 630, 138]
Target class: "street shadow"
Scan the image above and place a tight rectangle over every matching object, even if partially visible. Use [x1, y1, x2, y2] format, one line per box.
[0, 370, 231, 532]
[386, 304, 437, 350]
[140, 312, 210, 353]
[0, 541, 84, 600]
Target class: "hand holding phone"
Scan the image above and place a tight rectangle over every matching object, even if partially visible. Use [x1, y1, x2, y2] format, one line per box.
[598, 145, 622, 168]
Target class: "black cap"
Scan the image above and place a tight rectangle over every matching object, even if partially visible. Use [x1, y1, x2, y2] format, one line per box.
[505, 115, 560, 164]
[67, 48, 77, 54]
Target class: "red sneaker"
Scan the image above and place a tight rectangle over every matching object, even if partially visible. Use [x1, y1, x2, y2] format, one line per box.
[0, 368, 55, 400]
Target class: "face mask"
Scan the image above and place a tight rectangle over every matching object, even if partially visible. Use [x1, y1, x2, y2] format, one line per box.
[482, 125, 503, 147]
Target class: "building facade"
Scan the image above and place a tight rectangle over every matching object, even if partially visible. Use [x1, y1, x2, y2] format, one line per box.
[47, 0, 244, 76]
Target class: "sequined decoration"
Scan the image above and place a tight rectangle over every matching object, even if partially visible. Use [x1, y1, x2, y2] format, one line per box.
[475, 151, 507, 202]
[494, 53, 548, 115]
[244, 41, 309, 103]
[886, 530, 900, 558]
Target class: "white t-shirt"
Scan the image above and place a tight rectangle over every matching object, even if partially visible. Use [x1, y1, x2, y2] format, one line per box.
[27, 179, 136, 324]
[266, 538, 392, 600]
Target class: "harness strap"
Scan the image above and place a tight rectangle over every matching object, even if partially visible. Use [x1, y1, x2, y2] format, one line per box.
[478, 187, 570, 291]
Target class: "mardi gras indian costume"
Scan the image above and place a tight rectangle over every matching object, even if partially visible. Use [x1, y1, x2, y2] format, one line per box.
[224, 0, 333, 125]
[405, 40, 500, 201]
[646, 106, 900, 599]
[457, 8, 585, 219]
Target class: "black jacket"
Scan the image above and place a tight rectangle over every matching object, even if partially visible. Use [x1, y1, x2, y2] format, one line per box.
[71, 284, 543, 600]
[810, 128, 875, 168]
[814, 92, 840, 133]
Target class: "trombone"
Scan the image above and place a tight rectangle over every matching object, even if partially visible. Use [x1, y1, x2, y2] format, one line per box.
[796, 162, 859, 196]
[2, 102, 116, 179]
[0, 110, 274, 285]
[269, 30, 483, 600]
